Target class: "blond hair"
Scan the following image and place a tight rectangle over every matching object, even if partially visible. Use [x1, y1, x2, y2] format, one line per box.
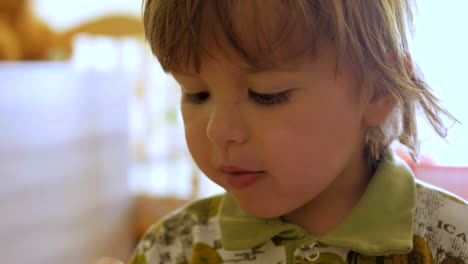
[143, 0, 458, 163]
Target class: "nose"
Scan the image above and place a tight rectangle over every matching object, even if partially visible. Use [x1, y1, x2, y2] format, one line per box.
[206, 104, 248, 147]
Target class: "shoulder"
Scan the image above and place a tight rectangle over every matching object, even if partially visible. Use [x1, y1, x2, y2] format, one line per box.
[413, 179, 468, 263]
[415, 178, 467, 217]
[414, 179, 468, 231]
[129, 194, 225, 264]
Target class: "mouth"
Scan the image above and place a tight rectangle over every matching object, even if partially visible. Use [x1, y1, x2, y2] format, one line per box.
[220, 166, 266, 189]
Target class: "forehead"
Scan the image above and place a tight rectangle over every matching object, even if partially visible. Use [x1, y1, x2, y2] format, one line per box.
[175, 38, 341, 83]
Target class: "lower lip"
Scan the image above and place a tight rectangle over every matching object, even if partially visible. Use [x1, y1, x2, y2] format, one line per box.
[223, 171, 264, 189]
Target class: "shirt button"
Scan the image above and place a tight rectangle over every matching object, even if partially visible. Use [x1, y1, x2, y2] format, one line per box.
[294, 242, 320, 263]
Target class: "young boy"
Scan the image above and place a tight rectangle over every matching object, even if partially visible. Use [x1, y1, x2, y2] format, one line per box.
[130, 0, 468, 263]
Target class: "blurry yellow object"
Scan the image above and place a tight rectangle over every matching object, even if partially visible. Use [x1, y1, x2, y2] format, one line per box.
[65, 15, 144, 37]
[14, 10, 56, 60]
[51, 14, 144, 60]
[134, 79, 147, 101]
[0, 18, 21, 60]
[0, 0, 143, 61]
[0, 0, 53, 60]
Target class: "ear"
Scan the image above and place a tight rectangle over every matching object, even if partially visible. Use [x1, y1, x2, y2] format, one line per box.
[362, 87, 396, 128]
[361, 51, 409, 128]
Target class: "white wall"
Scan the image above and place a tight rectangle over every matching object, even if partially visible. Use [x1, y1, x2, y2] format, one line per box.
[0, 63, 133, 263]
[410, 0, 468, 166]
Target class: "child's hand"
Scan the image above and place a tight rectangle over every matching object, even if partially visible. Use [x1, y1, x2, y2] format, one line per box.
[92, 257, 124, 264]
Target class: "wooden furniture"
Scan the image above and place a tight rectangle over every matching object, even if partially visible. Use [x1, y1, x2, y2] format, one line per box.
[0, 63, 133, 264]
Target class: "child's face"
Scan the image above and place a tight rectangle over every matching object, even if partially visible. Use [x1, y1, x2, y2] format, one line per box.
[173, 37, 375, 218]
[171, 4, 376, 219]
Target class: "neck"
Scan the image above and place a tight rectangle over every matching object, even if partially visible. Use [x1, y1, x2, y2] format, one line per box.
[282, 149, 373, 237]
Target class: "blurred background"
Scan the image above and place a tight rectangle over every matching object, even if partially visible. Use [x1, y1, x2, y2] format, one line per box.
[0, 0, 466, 263]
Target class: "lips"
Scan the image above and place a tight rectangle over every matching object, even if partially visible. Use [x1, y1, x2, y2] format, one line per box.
[220, 165, 265, 189]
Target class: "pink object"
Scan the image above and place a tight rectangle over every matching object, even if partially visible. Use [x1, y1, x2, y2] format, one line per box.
[414, 165, 468, 201]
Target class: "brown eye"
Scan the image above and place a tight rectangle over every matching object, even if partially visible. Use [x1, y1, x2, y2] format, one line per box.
[183, 92, 210, 104]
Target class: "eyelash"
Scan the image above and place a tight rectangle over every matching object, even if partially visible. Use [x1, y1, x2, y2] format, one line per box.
[183, 92, 210, 104]
[182, 89, 290, 105]
[248, 89, 289, 105]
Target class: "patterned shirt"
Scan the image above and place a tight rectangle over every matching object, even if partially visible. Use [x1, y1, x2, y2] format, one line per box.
[129, 152, 468, 264]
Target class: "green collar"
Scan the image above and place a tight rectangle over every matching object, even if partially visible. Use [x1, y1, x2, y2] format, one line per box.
[219, 151, 416, 255]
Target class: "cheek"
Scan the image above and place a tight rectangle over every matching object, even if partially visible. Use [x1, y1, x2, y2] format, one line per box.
[184, 124, 202, 159]
[182, 107, 214, 175]
[259, 101, 362, 176]
[184, 121, 205, 153]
